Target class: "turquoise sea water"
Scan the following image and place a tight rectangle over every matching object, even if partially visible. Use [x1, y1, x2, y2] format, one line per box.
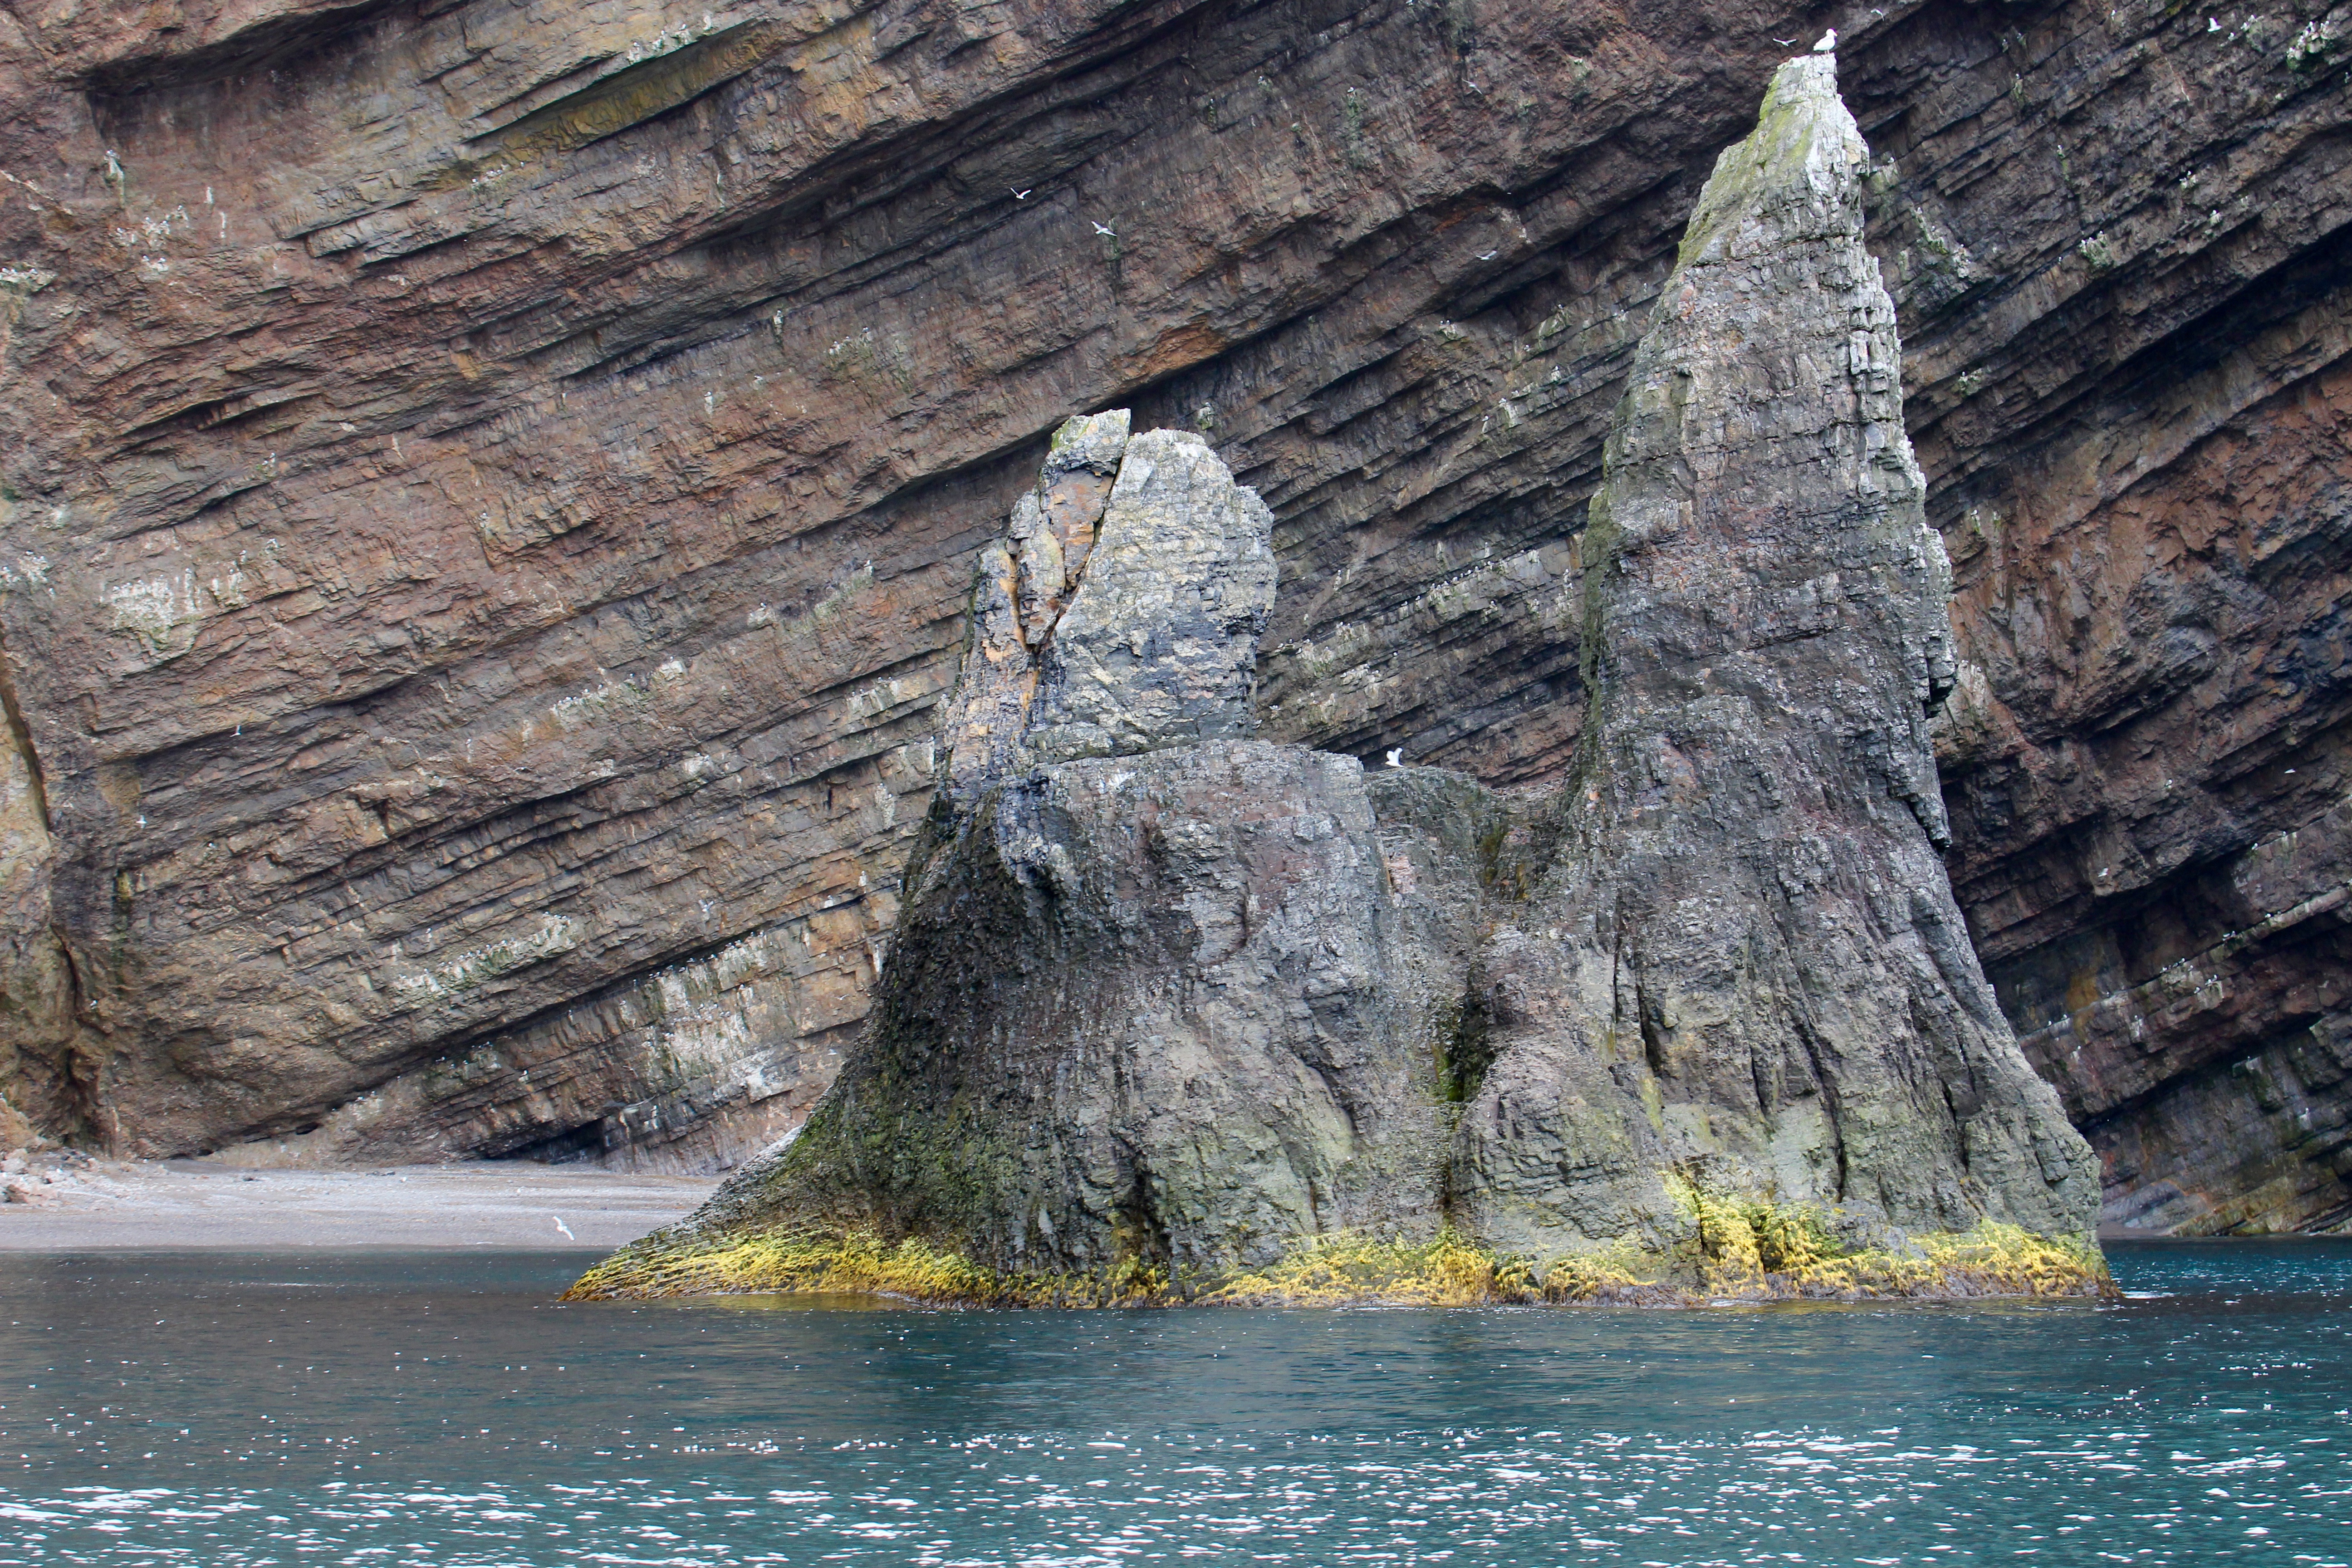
[2, 1241, 2348, 1565]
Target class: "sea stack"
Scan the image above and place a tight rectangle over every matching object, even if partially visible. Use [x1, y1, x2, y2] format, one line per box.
[571, 421, 1466, 1302]
[568, 53, 2104, 1306]
[1447, 52, 2102, 1275]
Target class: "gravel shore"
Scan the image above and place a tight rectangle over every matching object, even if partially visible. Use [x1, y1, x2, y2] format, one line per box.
[0, 1153, 714, 1250]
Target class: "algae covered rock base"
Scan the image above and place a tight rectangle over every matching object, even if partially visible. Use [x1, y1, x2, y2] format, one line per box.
[568, 53, 2107, 1309]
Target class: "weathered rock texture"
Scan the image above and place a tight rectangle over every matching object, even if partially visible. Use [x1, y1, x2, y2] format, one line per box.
[754, 737, 1447, 1274]
[0, 0, 2345, 1233]
[941, 413, 1279, 795]
[622, 422, 1462, 1282]
[573, 62, 2098, 1303]
[1449, 53, 2096, 1259]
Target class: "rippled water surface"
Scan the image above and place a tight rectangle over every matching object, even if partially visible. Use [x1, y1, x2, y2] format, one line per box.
[4, 1241, 2349, 1565]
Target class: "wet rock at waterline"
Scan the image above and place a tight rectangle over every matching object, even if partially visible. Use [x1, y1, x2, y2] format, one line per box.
[577, 427, 1469, 1291]
[571, 56, 2104, 1307]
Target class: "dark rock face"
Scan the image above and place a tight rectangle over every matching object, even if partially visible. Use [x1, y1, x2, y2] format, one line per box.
[574, 58, 2096, 1303]
[679, 421, 1455, 1278]
[784, 737, 1447, 1275]
[1451, 54, 2094, 1258]
[0, 0, 2344, 1236]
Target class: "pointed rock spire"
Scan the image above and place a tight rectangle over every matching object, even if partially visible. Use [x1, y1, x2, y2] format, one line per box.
[1453, 53, 2098, 1262]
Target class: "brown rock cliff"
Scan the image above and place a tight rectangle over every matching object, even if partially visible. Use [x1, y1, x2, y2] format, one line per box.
[0, 0, 2346, 1232]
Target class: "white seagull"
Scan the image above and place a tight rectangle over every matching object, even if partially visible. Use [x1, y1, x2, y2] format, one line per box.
[1011, 187, 1032, 200]
[1385, 748, 1404, 768]
[1092, 219, 1117, 237]
[1813, 27, 1837, 51]
[551, 1215, 575, 1240]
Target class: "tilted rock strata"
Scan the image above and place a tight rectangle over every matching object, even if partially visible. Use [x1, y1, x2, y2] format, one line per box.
[1940, 348, 2352, 1235]
[0, 0, 2343, 1235]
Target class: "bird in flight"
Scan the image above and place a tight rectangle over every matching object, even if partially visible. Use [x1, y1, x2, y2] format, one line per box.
[1092, 220, 1117, 236]
[552, 1215, 575, 1240]
[1011, 188, 1032, 200]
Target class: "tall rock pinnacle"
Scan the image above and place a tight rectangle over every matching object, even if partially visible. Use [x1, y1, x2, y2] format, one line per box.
[1454, 54, 2099, 1257]
[569, 57, 2104, 1307]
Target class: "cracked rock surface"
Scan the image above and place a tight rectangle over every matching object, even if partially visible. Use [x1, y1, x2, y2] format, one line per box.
[654, 424, 1452, 1275]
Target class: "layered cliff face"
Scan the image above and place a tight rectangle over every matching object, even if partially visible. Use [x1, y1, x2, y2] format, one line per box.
[0, 0, 2346, 1234]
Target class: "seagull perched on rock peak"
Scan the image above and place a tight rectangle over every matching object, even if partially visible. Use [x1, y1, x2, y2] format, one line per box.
[1813, 27, 1838, 50]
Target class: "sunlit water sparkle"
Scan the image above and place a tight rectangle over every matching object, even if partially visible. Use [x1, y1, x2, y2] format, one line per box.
[2, 1241, 2348, 1564]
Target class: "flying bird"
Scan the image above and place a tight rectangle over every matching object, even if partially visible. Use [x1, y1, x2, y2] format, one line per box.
[1775, 36, 1797, 45]
[1478, 250, 1498, 260]
[1091, 220, 1117, 237]
[1011, 187, 1032, 200]
[552, 1215, 574, 1240]
[1385, 748, 1404, 768]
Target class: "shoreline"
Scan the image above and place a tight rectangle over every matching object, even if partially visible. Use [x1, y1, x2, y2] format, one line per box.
[7, 1155, 2337, 1259]
[0, 1156, 714, 1251]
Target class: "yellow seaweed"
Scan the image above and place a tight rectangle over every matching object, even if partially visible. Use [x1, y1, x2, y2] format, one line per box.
[565, 1205, 2108, 1308]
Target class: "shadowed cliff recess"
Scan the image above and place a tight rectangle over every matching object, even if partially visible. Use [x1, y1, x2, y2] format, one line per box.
[1, 0, 2346, 1238]
[568, 54, 2105, 1305]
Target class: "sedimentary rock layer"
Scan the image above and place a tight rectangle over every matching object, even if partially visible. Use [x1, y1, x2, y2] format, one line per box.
[0, 0, 2346, 1232]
